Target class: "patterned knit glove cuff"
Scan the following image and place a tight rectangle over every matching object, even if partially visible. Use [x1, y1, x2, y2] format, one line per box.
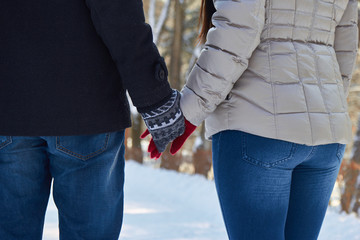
[140, 89, 185, 152]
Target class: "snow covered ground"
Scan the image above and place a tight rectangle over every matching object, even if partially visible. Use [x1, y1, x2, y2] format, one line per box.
[43, 160, 360, 240]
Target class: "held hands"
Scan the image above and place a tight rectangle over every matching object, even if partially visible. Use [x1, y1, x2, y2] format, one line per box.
[139, 89, 197, 159]
[139, 89, 186, 159]
[141, 119, 197, 159]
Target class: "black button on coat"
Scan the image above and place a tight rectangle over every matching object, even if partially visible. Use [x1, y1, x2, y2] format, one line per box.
[0, 0, 172, 136]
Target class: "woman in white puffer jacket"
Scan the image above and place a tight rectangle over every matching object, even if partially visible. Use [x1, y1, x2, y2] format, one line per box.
[179, 0, 358, 239]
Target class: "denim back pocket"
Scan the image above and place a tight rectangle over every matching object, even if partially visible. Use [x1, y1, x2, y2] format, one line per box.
[0, 136, 12, 150]
[56, 133, 111, 161]
[242, 133, 296, 169]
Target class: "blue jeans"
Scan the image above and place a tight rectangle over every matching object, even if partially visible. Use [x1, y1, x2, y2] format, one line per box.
[212, 130, 345, 240]
[0, 131, 125, 240]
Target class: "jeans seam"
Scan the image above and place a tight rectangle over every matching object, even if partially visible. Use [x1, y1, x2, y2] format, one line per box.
[216, 131, 223, 161]
[242, 134, 298, 169]
[0, 136, 12, 150]
[336, 144, 345, 162]
[55, 133, 111, 161]
[303, 145, 317, 162]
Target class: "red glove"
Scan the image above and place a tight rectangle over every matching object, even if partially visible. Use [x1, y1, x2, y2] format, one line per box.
[141, 119, 197, 159]
[170, 119, 197, 155]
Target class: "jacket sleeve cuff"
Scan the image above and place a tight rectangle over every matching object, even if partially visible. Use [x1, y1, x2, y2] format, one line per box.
[180, 86, 209, 126]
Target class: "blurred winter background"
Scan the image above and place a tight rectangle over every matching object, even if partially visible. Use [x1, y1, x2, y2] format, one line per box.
[44, 0, 360, 239]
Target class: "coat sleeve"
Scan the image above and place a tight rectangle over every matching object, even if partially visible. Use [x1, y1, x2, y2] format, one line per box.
[180, 0, 266, 126]
[85, 0, 171, 109]
[334, 0, 358, 98]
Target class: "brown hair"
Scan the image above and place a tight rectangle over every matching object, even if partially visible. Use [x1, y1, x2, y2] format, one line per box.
[198, 0, 216, 45]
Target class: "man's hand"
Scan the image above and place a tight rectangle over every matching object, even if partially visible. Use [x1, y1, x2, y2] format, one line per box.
[140, 89, 185, 155]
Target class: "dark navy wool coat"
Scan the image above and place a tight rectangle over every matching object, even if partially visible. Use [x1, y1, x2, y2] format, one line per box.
[0, 0, 171, 136]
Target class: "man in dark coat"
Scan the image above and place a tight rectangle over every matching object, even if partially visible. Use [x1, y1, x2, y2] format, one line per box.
[0, 0, 184, 239]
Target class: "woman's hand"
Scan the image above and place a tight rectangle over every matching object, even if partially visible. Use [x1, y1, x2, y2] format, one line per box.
[141, 119, 197, 160]
[169, 119, 197, 155]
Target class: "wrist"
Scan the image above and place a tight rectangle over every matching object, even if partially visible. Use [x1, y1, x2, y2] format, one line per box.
[137, 90, 173, 113]
[140, 89, 185, 152]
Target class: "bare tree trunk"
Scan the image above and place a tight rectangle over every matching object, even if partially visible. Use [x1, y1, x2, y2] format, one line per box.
[159, 0, 186, 171]
[341, 114, 360, 214]
[169, 0, 185, 90]
[353, 184, 360, 215]
[124, 128, 131, 160]
[192, 124, 212, 178]
[127, 114, 144, 164]
[148, 0, 171, 44]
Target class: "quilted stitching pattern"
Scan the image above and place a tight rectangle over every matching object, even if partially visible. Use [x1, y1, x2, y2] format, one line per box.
[181, 0, 358, 145]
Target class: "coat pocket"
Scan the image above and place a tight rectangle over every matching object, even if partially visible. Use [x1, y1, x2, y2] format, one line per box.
[56, 133, 111, 161]
[242, 133, 296, 169]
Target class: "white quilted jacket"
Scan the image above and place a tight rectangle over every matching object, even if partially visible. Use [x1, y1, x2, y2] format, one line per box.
[181, 0, 359, 145]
